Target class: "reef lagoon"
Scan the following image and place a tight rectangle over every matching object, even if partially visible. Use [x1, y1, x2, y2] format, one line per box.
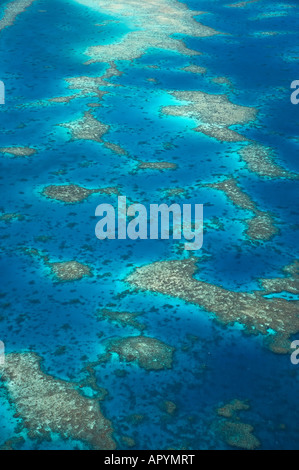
[0, 0, 298, 451]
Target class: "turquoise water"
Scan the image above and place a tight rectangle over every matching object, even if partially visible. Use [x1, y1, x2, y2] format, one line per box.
[0, 0, 298, 450]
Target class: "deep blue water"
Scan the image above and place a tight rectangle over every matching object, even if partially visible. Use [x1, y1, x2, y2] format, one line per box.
[0, 0, 298, 450]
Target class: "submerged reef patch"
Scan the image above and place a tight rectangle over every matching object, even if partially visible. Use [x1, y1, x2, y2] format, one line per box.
[137, 161, 177, 171]
[49, 63, 123, 104]
[238, 144, 296, 178]
[246, 213, 278, 242]
[162, 91, 257, 142]
[0, 0, 37, 32]
[58, 111, 109, 142]
[126, 258, 299, 354]
[42, 184, 118, 204]
[0, 147, 36, 157]
[227, 0, 260, 8]
[83, 0, 218, 64]
[106, 335, 175, 370]
[219, 421, 260, 450]
[203, 178, 278, 241]
[161, 400, 177, 415]
[0, 212, 23, 223]
[211, 76, 233, 86]
[181, 65, 207, 74]
[259, 261, 299, 295]
[0, 353, 116, 450]
[49, 260, 92, 282]
[121, 436, 136, 448]
[217, 399, 250, 419]
[58, 111, 127, 155]
[163, 187, 187, 198]
[216, 399, 260, 450]
[22, 247, 93, 282]
[0, 437, 25, 451]
[97, 309, 146, 331]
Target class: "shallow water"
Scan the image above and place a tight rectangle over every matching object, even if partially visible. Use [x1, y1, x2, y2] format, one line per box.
[0, 0, 298, 450]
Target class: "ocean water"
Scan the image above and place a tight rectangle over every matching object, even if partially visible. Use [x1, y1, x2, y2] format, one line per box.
[0, 0, 298, 450]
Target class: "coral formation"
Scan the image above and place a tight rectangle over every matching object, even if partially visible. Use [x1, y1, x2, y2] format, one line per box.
[42, 184, 118, 204]
[126, 258, 299, 354]
[203, 178, 278, 241]
[0, 147, 36, 157]
[162, 91, 256, 142]
[238, 144, 296, 178]
[0, 353, 116, 450]
[106, 335, 174, 370]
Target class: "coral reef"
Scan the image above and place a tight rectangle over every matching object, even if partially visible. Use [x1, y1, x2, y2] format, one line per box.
[203, 178, 278, 241]
[138, 161, 177, 170]
[49, 260, 92, 282]
[0, 212, 23, 222]
[216, 399, 260, 450]
[219, 421, 260, 450]
[126, 258, 299, 354]
[84, 0, 218, 64]
[97, 309, 146, 331]
[42, 184, 118, 204]
[182, 65, 207, 74]
[217, 399, 250, 419]
[58, 111, 127, 155]
[106, 335, 174, 370]
[259, 261, 299, 295]
[49, 63, 123, 104]
[58, 111, 109, 142]
[238, 144, 296, 178]
[0, 147, 36, 157]
[22, 247, 93, 282]
[162, 91, 256, 142]
[0, 353, 116, 450]
[162, 400, 177, 415]
[0, 0, 37, 32]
